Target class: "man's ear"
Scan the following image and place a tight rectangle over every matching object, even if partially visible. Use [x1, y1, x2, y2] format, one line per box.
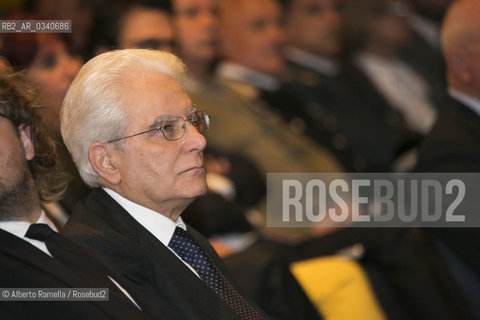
[18, 124, 35, 161]
[88, 142, 121, 185]
[446, 47, 471, 83]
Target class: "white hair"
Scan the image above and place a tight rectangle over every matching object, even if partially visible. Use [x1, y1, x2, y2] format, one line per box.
[61, 49, 187, 187]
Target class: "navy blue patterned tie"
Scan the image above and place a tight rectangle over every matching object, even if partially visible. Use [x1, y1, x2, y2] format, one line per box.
[169, 227, 263, 320]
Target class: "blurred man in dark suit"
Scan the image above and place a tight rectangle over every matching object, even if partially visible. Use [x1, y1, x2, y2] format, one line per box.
[415, 0, 480, 281]
[280, 0, 420, 172]
[0, 69, 150, 319]
[60, 49, 268, 320]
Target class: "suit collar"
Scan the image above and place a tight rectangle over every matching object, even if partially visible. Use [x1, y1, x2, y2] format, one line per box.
[217, 62, 280, 92]
[102, 187, 186, 247]
[285, 47, 339, 76]
[449, 88, 480, 118]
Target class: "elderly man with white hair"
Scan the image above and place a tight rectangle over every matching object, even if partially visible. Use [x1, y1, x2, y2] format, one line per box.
[60, 49, 268, 320]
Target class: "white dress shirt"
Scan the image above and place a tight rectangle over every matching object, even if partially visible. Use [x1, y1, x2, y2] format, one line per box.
[0, 210, 57, 256]
[217, 62, 281, 92]
[103, 187, 200, 277]
[354, 52, 437, 134]
[0, 209, 141, 309]
[285, 47, 339, 76]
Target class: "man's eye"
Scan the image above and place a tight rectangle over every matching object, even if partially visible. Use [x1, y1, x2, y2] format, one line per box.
[161, 123, 176, 133]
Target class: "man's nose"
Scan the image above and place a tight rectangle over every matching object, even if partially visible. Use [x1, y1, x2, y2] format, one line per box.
[184, 122, 207, 152]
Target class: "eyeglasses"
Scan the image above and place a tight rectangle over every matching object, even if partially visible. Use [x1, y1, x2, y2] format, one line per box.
[107, 110, 210, 143]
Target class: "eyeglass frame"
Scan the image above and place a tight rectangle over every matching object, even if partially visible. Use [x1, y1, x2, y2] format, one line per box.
[106, 109, 210, 144]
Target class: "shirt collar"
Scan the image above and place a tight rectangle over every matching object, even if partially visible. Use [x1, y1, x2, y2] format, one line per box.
[217, 62, 280, 92]
[449, 88, 480, 117]
[0, 210, 57, 239]
[103, 187, 186, 246]
[285, 47, 339, 76]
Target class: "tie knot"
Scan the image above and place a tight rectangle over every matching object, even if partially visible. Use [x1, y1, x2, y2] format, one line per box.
[25, 223, 56, 242]
[169, 227, 200, 252]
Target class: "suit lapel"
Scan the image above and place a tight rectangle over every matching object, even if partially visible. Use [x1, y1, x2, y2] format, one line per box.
[0, 229, 143, 319]
[81, 189, 241, 320]
[0, 229, 86, 288]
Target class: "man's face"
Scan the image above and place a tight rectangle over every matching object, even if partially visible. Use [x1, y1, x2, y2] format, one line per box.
[173, 0, 218, 62]
[462, 41, 480, 96]
[285, 0, 342, 58]
[0, 115, 36, 220]
[109, 73, 207, 215]
[118, 8, 174, 51]
[26, 34, 81, 135]
[368, 1, 411, 50]
[219, 0, 285, 75]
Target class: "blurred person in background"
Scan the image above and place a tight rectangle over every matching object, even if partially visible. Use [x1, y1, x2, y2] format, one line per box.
[83, 0, 173, 59]
[23, 0, 95, 59]
[213, 0, 342, 175]
[116, 0, 174, 51]
[280, 0, 420, 171]
[1, 14, 87, 222]
[173, 0, 218, 83]
[342, 0, 438, 136]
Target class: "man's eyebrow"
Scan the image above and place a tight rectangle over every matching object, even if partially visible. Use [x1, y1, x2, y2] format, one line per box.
[148, 105, 198, 129]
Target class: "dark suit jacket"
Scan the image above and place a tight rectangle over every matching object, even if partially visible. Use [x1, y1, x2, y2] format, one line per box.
[0, 229, 147, 320]
[415, 98, 480, 274]
[62, 188, 267, 320]
[400, 30, 448, 109]
[280, 59, 420, 172]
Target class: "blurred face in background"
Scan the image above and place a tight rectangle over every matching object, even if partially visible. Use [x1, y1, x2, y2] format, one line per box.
[173, 0, 218, 64]
[219, 0, 285, 75]
[285, 0, 343, 59]
[25, 34, 81, 134]
[367, 0, 411, 51]
[118, 7, 174, 51]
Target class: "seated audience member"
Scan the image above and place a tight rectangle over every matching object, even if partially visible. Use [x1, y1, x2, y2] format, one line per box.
[415, 1, 480, 317]
[60, 49, 268, 320]
[23, 0, 95, 59]
[198, 0, 342, 176]
[1, 15, 88, 220]
[0, 69, 154, 320]
[116, 0, 174, 51]
[172, 0, 218, 83]
[184, 0, 343, 240]
[342, 0, 438, 135]
[86, 0, 173, 57]
[280, 0, 420, 171]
